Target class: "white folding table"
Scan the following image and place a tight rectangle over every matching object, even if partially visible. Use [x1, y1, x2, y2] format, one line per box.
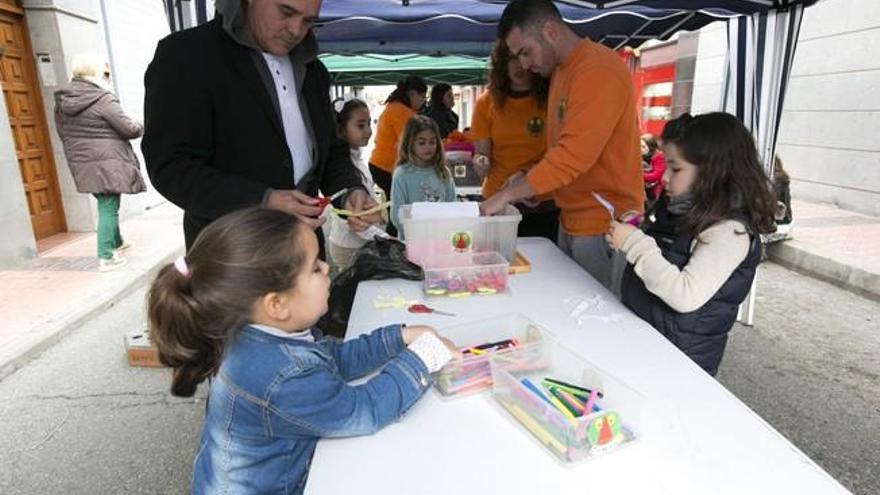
[307, 237, 849, 495]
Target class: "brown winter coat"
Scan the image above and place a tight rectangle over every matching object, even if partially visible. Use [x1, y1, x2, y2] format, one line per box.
[54, 77, 146, 194]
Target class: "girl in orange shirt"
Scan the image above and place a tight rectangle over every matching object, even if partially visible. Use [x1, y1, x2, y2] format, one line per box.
[369, 76, 427, 200]
[369, 76, 427, 237]
[470, 41, 559, 241]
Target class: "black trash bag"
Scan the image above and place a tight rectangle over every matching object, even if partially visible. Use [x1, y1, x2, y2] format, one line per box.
[319, 237, 423, 338]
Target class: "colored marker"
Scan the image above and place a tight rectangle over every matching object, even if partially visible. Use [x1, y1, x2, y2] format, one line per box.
[547, 387, 582, 417]
[542, 377, 604, 398]
[547, 394, 577, 420]
[500, 401, 567, 455]
[445, 376, 493, 394]
[520, 377, 552, 406]
[583, 389, 599, 415]
[473, 339, 514, 351]
[553, 387, 587, 416]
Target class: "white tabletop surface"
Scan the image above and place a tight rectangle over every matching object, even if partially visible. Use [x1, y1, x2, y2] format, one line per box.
[307, 238, 849, 495]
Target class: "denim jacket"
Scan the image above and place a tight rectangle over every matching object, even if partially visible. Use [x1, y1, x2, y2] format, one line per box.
[192, 324, 432, 494]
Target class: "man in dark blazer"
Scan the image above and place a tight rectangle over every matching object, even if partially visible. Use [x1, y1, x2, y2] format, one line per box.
[142, 0, 378, 250]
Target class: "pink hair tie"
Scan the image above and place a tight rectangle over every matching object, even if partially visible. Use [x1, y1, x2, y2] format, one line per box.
[173, 256, 189, 277]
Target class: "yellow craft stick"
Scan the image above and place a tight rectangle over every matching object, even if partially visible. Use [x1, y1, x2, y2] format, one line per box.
[547, 394, 577, 420]
[500, 401, 568, 454]
[331, 201, 391, 217]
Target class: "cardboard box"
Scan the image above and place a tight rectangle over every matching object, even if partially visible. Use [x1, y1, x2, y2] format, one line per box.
[124, 329, 163, 368]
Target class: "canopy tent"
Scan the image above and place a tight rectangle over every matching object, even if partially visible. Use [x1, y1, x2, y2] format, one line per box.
[721, 5, 807, 325]
[722, 6, 805, 180]
[314, 0, 819, 57]
[167, 0, 820, 324]
[320, 53, 489, 86]
[314, 1, 812, 86]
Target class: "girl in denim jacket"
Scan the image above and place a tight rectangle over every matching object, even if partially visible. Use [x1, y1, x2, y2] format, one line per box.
[148, 207, 460, 494]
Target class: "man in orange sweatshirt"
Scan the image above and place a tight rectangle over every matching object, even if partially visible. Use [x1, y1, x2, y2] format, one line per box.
[481, 0, 644, 293]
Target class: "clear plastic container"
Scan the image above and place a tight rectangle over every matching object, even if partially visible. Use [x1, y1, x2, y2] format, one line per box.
[422, 252, 509, 298]
[398, 204, 521, 265]
[434, 314, 548, 398]
[490, 340, 642, 463]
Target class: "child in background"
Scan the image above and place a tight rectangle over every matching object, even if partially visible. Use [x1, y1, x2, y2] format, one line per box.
[641, 133, 666, 207]
[607, 113, 777, 375]
[390, 115, 457, 238]
[772, 155, 793, 226]
[327, 99, 388, 272]
[147, 208, 459, 494]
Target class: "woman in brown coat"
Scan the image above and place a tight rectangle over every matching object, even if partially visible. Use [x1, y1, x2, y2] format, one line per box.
[54, 53, 145, 271]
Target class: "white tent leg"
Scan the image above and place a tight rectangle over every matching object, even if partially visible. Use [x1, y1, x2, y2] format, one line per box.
[736, 266, 759, 326]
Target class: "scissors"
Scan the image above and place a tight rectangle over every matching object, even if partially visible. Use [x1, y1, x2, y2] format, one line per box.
[316, 188, 349, 211]
[407, 304, 456, 317]
[592, 192, 642, 226]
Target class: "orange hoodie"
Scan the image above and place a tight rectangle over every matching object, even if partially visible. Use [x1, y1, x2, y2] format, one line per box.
[526, 39, 644, 236]
[369, 101, 415, 173]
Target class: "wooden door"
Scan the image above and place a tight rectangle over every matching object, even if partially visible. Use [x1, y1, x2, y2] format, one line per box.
[0, 2, 66, 239]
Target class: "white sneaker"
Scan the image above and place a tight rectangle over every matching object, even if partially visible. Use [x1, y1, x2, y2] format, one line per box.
[115, 241, 134, 254]
[99, 255, 128, 272]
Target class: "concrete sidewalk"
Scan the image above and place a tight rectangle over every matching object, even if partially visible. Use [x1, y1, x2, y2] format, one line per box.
[0, 202, 184, 380]
[767, 199, 880, 301]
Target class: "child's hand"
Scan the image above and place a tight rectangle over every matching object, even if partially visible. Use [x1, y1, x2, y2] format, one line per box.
[401, 325, 438, 345]
[439, 336, 463, 361]
[345, 189, 381, 231]
[606, 220, 638, 250]
[619, 210, 643, 226]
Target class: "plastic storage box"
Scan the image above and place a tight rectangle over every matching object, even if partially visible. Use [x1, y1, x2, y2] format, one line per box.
[398, 204, 521, 265]
[490, 340, 642, 463]
[446, 149, 482, 188]
[422, 252, 509, 298]
[434, 314, 548, 397]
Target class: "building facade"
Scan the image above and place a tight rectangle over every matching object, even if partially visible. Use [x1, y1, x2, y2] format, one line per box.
[0, 0, 178, 268]
[691, 0, 880, 216]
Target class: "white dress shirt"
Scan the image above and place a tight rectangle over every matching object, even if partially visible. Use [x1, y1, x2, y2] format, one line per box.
[262, 52, 314, 185]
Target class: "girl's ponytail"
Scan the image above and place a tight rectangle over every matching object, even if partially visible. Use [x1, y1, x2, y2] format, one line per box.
[146, 208, 306, 397]
[148, 262, 224, 397]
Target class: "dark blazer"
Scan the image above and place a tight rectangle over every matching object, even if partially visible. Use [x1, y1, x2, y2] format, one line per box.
[142, 18, 361, 248]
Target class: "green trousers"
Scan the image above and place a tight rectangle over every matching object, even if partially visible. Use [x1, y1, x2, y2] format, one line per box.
[93, 194, 123, 260]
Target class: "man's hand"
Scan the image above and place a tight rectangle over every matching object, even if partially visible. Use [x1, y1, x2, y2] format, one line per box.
[265, 189, 325, 229]
[480, 190, 509, 216]
[344, 188, 381, 232]
[502, 171, 539, 208]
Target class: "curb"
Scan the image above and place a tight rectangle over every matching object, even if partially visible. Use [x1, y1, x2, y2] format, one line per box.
[0, 247, 183, 382]
[767, 240, 880, 303]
